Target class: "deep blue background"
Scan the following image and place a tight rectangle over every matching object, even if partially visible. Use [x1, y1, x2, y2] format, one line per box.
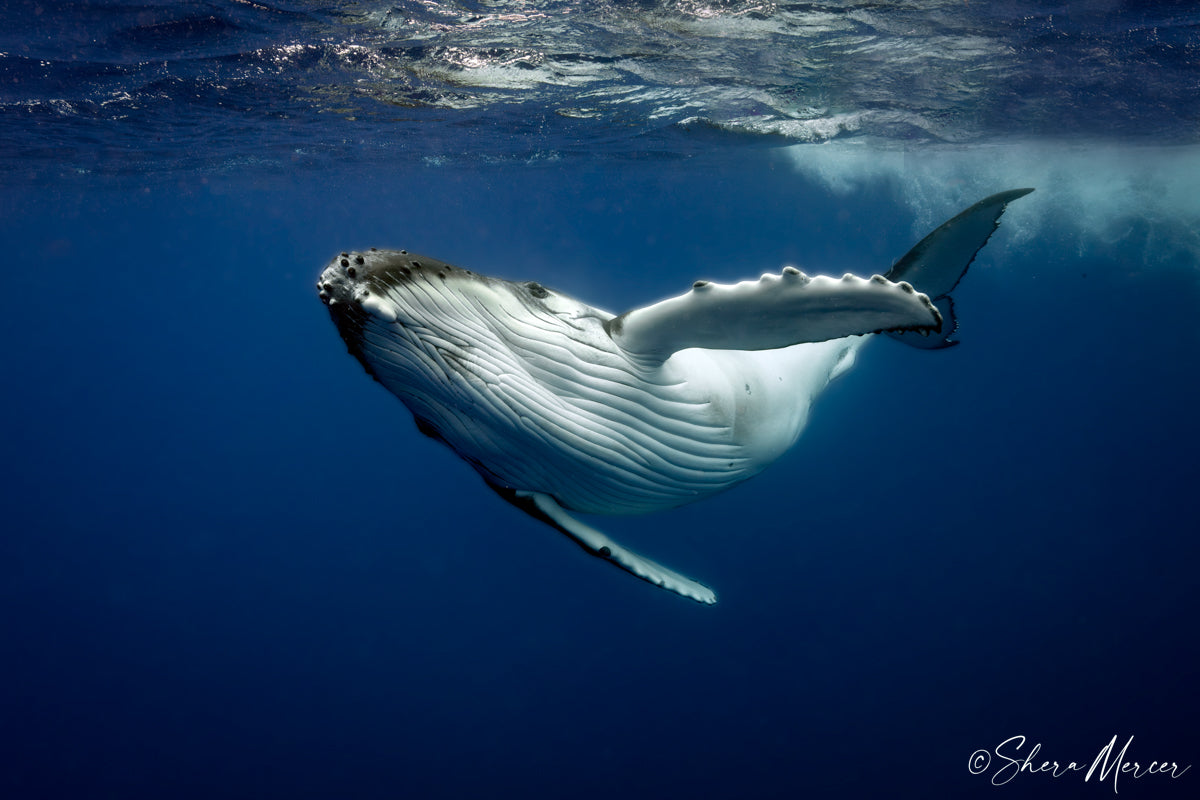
[2, 151, 1197, 799]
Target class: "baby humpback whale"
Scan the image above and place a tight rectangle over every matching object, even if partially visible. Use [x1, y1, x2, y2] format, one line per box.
[317, 188, 1033, 604]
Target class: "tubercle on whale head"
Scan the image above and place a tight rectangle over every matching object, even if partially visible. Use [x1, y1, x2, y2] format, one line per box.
[316, 247, 559, 361]
[316, 250, 366, 308]
[316, 247, 476, 307]
[320, 248, 485, 333]
[315, 248, 591, 329]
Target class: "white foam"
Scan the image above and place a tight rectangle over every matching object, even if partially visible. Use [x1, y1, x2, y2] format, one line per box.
[783, 140, 1200, 269]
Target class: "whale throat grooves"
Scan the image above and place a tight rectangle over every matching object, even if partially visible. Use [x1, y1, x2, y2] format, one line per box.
[319, 250, 753, 516]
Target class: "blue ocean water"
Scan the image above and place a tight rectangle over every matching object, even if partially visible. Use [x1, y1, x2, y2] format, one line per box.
[2, 2, 1198, 798]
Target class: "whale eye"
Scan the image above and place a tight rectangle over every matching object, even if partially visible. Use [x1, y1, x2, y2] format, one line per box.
[526, 282, 549, 299]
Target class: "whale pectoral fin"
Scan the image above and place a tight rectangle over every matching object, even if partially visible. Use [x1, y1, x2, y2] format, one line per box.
[604, 270, 940, 364]
[499, 488, 717, 605]
[886, 296, 960, 350]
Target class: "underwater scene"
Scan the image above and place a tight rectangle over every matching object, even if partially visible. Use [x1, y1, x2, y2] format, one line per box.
[2, 2, 1197, 798]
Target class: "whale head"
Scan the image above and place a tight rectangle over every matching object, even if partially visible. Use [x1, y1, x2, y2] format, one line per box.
[316, 248, 619, 454]
[317, 248, 610, 362]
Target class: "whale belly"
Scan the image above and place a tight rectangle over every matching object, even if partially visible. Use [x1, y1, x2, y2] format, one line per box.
[661, 337, 866, 474]
[521, 336, 869, 515]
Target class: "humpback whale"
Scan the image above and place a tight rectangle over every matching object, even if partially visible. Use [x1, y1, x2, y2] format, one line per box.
[317, 189, 1033, 603]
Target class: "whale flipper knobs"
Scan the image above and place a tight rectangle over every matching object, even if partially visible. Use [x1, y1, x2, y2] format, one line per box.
[317, 190, 1032, 602]
[604, 270, 941, 365]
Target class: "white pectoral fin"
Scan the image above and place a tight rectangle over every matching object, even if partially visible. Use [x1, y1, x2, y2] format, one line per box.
[604, 269, 940, 364]
[510, 490, 718, 605]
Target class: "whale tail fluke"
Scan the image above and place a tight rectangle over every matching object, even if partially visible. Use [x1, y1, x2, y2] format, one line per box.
[885, 188, 1034, 349]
